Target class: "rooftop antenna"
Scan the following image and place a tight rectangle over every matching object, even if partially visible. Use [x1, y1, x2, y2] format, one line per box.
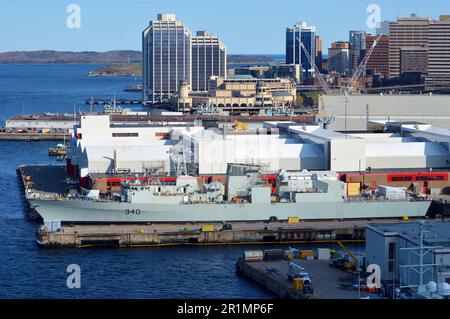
[89, 96, 93, 115]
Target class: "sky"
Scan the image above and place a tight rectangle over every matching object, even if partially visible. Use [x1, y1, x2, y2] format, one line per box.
[1, 0, 449, 54]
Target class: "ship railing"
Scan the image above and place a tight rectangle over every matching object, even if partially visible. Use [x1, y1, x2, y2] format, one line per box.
[26, 191, 63, 201]
[345, 196, 430, 203]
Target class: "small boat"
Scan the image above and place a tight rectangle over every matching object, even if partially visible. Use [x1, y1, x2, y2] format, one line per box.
[48, 143, 69, 156]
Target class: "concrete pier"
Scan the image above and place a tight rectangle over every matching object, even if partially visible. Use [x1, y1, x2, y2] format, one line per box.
[36, 221, 367, 248]
[0, 132, 70, 141]
[236, 258, 369, 299]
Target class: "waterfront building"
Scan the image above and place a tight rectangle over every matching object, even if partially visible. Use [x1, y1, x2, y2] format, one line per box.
[327, 41, 350, 76]
[365, 35, 389, 76]
[366, 221, 450, 298]
[142, 14, 192, 103]
[426, 15, 450, 88]
[286, 21, 316, 78]
[207, 76, 296, 112]
[349, 31, 367, 72]
[388, 14, 431, 77]
[191, 31, 227, 92]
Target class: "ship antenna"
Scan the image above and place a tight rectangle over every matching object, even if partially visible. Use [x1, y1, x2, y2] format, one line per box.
[170, 145, 189, 177]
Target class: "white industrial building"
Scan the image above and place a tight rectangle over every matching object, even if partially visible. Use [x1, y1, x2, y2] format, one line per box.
[366, 221, 450, 298]
[172, 126, 325, 174]
[68, 115, 194, 179]
[319, 94, 450, 131]
[266, 121, 450, 172]
[67, 115, 450, 179]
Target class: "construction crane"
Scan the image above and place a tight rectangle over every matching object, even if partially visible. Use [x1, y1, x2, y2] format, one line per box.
[298, 39, 331, 95]
[297, 38, 336, 128]
[344, 34, 383, 96]
[336, 240, 360, 271]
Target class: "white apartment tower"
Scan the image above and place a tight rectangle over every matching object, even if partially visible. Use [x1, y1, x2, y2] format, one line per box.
[142, 14, 192, 103]
[191, 31, 227, 92]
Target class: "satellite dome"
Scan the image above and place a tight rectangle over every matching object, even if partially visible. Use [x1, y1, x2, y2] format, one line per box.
[426, 281, 437, 293]
[438, 283, 450, 296]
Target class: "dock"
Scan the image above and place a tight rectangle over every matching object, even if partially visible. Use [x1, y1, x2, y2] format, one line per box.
[0, 132, 70, 141]
[35, 222, 368, 248]
[85, 98, 143, 105]
[236, 257, 369, 299]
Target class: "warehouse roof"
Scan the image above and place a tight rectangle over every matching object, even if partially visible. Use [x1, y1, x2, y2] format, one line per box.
[402, 124, 450, 139]
[365, 142, 449, 157]
[367, 221, 450, 247]
[289, 125, 351, 140]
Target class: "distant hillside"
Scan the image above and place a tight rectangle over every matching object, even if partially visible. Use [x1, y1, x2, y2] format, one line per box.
[0, 50, 141, 64]
[0, 50, 276, 65]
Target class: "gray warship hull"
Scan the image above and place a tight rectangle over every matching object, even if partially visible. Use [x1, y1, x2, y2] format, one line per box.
[29, 199, 431, 223]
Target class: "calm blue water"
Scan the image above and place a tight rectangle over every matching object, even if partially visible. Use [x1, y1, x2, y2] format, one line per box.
[0, 64, 361, 298]
[0, 64, 277, 298]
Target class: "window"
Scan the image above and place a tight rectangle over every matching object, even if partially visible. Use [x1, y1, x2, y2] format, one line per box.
[392, 176, 412, 182]
[389, 242, 396, 259]
[388, 260, 394, 273]
[112, 133, 139, 137]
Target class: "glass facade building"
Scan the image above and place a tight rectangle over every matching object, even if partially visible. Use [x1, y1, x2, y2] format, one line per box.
[142, 14, 192, 103]
[286, 21, 316, 79]
[349, 31, 367, 73]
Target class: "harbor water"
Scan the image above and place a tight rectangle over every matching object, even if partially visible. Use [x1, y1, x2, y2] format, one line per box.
[0, 64, 276, 298]
[0, 64, 361, 298]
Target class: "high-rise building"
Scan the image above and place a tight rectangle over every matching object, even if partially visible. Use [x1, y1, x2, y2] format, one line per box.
[426, 15, 450, 87]
[286, 21, 316, 78]
[365, 35, 389, 76]
[349, 31, 367, 73]
[400, 47, 428, 74]
[142, 14, 192, 103]
[315, 35, 323, 73]
[388, 14, 431, 77]
[328, 41, 350, 76]
[191, 31, 226, 92]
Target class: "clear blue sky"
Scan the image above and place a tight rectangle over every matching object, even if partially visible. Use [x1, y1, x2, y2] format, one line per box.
[1, 0, 449, 54]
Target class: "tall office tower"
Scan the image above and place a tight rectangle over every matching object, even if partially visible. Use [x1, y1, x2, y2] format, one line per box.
[365, 35, 390, 76]
[349, 31, 367, 73]
[328, 41, 350, 76]
[191, 31, 227, 92]
[388, 13, 431, 77]
[315, 35, 323, 73]
[286, 21, 316, 78]
[142, 14, 192, 103]
[426, 15, 450, 87]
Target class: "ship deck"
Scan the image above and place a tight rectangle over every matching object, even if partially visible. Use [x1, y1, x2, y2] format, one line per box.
[20, 164, 67, 195]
